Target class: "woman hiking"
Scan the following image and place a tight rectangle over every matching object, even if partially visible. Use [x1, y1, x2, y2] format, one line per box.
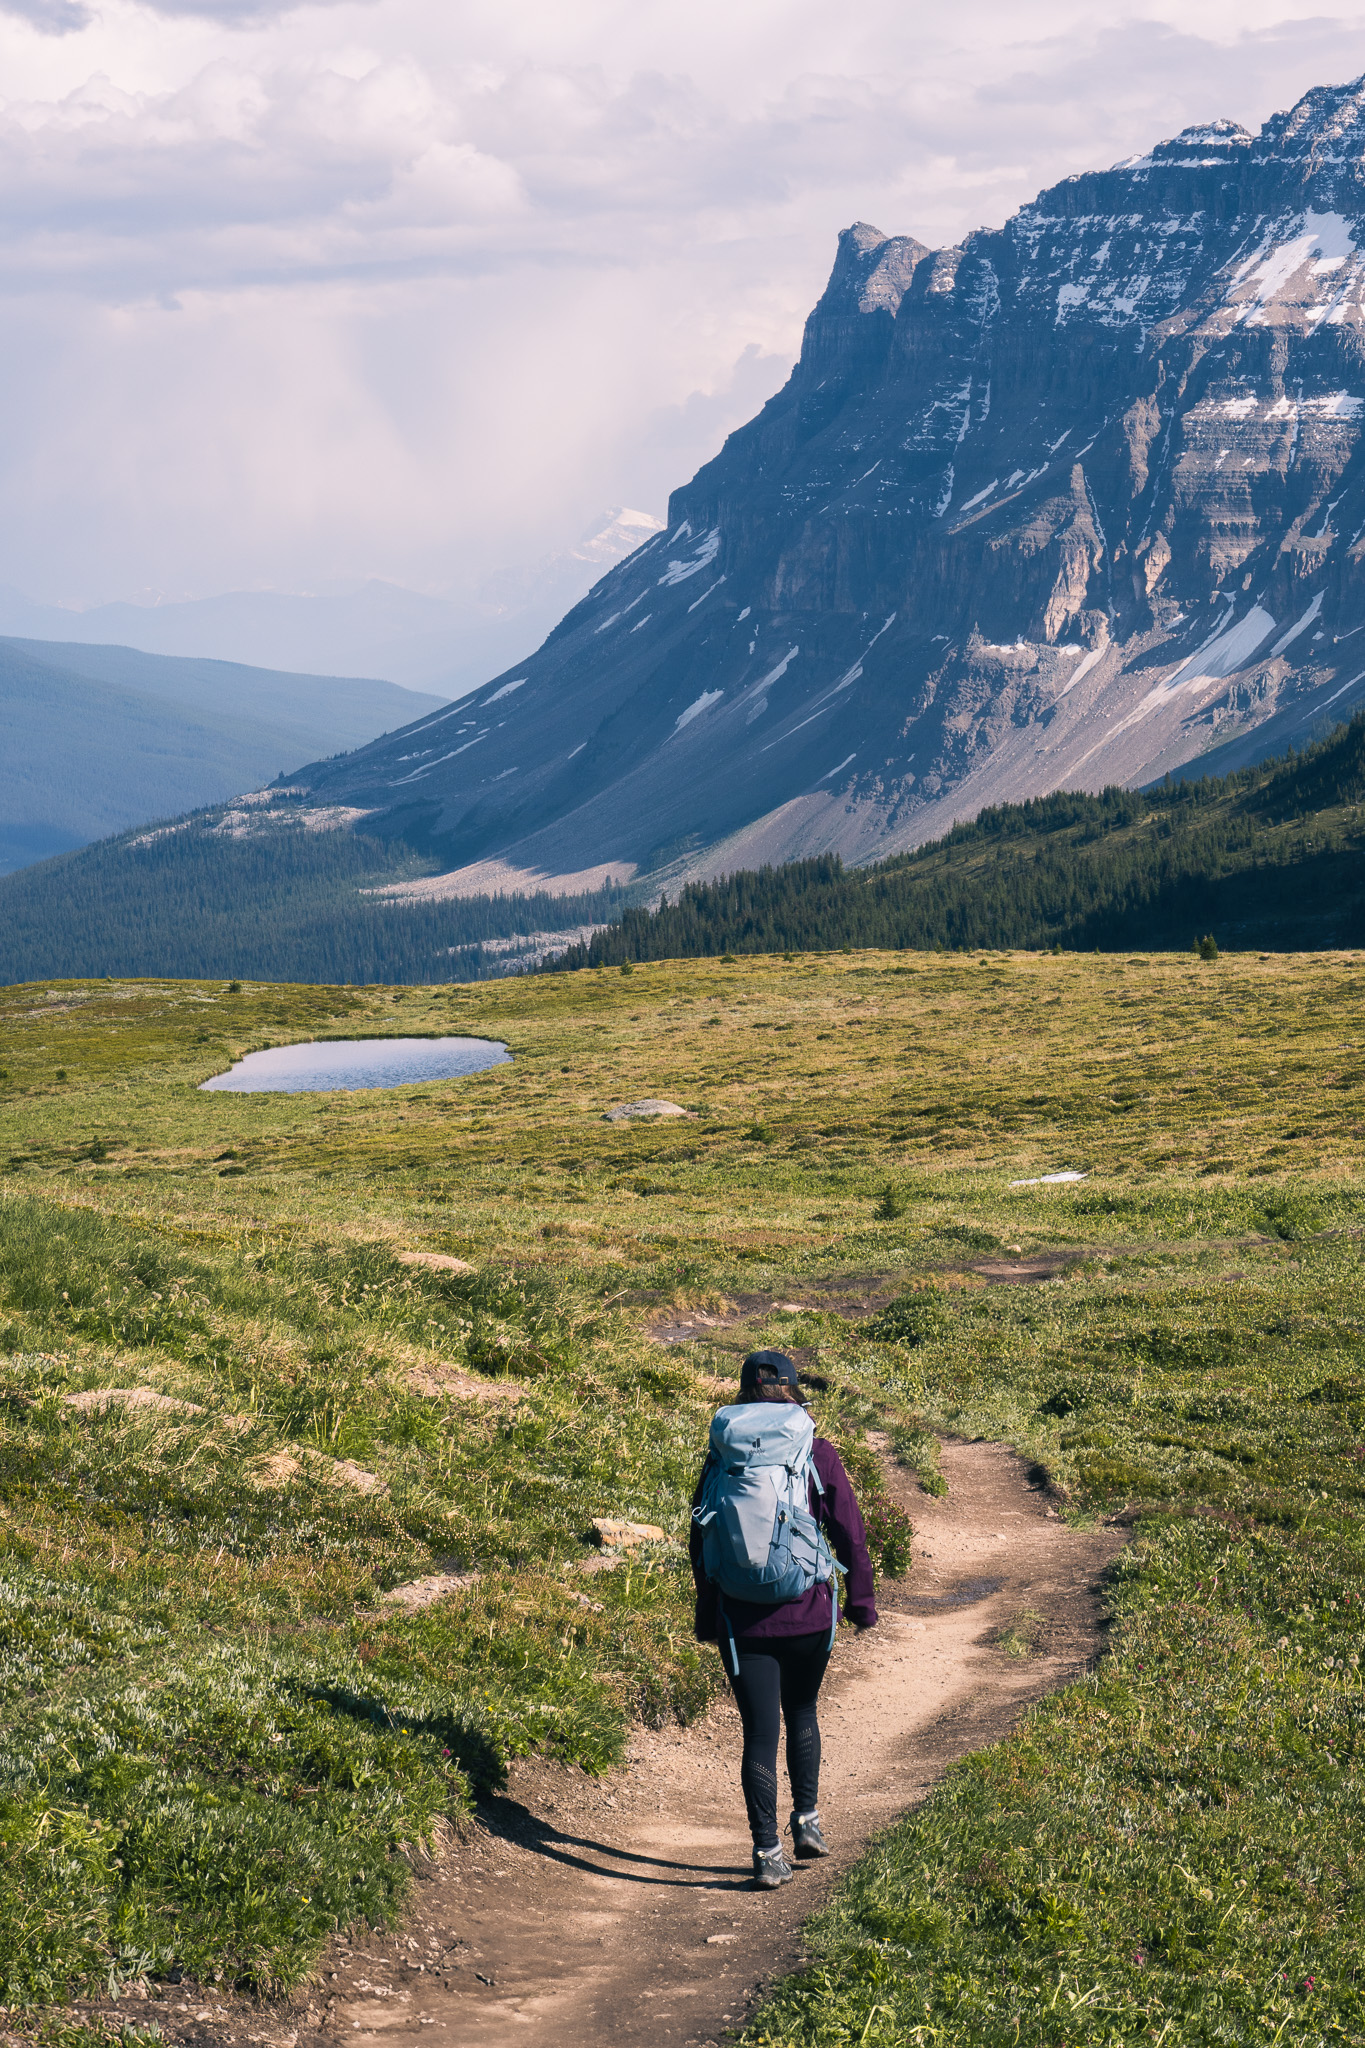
[689, 1348, 877, 1889]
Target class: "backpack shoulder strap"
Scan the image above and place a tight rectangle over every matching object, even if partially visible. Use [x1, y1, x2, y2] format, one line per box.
[692, 1448, 723, 1527]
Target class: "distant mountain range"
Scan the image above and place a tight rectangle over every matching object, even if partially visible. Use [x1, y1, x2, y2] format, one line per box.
[259, 72, 1365, 895]
[0, 641, 445, 875]
[0, 509, 663, 700]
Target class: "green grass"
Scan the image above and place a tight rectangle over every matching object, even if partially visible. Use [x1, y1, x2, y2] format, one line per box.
[1, 950, 1364, 2039]
[747, 1267, 1365, 2044]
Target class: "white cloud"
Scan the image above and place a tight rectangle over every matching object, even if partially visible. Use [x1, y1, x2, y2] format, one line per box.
[0, 0, 1363, 614]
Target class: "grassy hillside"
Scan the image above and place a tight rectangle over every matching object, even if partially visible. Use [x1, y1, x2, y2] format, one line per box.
[562, 714, 1365, 965]
[0, 641, 445, 877]
[0, 807, 625, 984]
[1, 953, 1363, 2043]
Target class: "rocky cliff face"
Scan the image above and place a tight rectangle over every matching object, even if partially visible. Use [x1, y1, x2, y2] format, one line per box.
[296, 75, 1365, 890]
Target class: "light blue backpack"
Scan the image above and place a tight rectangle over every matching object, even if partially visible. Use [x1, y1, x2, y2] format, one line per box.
[692, 1404, 843, 1672]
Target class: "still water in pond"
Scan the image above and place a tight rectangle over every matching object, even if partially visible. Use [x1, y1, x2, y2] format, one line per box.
[200, 1036, 511, 1094]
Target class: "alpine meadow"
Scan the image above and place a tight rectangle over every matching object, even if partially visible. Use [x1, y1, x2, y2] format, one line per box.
[10, 33, 1365, 2048]
[0, 949, 1363, 2045]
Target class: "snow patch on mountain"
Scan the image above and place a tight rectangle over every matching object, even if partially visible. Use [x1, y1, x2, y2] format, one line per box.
[673, 690, 723, 733]
[658, 529, 721, 587]
[1232, 210, 1359, 318]
[1166, 607, 1279, 689]
[1057, 642, 1109, 698]
[1271, 592, 1325, 655]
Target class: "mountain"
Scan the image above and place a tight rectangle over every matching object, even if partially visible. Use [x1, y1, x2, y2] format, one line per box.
[275, 74, 1365, 893]
[0, 641, 446, 876]
[555, 713, 1365, 964]
[473, 509, 670, 624]
[5, 711, 1359, 989]
[0, 510, 664, 699]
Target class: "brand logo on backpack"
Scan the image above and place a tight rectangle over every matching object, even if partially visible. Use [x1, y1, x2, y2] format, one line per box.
[692, 1404, 838, 1608]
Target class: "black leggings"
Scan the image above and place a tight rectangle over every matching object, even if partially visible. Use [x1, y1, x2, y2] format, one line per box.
[724, 1630, 832, 1849]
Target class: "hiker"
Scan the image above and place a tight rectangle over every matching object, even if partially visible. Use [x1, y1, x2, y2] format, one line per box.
[690, 1348, 877, 1889]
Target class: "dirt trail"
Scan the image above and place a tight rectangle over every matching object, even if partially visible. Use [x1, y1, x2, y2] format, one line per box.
[310, 1444, 1124, 2048]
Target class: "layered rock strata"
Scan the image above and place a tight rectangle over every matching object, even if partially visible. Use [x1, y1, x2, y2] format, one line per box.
[295, 77, 1365, 886]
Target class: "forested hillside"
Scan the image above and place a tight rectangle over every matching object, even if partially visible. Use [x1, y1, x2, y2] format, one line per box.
[6, 719, 1362, 988]
[0, 810, 624, 985]
[556, 717, 1365, 967]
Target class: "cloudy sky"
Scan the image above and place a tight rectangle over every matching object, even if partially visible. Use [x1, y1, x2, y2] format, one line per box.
[2, 0, 1365, 608]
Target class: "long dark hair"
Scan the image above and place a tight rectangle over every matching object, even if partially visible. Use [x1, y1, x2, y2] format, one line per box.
[746, 1371, 802, 1404]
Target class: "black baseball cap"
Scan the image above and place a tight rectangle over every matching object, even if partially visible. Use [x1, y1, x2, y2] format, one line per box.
[739, 1349, 807, 1402]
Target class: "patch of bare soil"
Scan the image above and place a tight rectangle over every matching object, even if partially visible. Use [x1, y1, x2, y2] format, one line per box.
[645, 1260, 1097, 1345]
[378, 1568, 481, 1612]
[405, 1365, 526, 1405]
[60, 1388, 205, 1415]
[246, 1450, 385, 1496]
[644, 1231, 1305, 1350]
[967, 1255, 1083, 1284]
[107, 1443, 1123, 2048]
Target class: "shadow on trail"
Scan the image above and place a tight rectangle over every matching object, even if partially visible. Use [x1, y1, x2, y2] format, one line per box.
[906, 1572, 1005, 1613]
[476, 1793, 752, 1890]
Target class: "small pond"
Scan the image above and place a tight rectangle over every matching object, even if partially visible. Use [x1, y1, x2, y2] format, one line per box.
[200, 1036, 511, 1094]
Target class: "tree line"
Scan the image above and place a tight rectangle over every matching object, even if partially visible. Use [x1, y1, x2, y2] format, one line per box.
[0, 816, 626, 986]
[551, 718, 1365, 967]
[6, 719, 1362, 987]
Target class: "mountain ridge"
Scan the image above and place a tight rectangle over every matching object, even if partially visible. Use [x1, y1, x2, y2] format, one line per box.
[0, 509, 664, 699]
[266, 71, 1365, 891]
[0, 640, 446, 876]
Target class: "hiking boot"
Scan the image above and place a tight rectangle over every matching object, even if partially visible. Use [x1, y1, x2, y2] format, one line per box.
[790, 1810, 830, 1859]
[752, 1844, 795, 1889]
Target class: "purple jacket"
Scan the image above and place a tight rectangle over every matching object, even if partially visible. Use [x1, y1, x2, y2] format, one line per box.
[690, 1433, 879, 1642]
